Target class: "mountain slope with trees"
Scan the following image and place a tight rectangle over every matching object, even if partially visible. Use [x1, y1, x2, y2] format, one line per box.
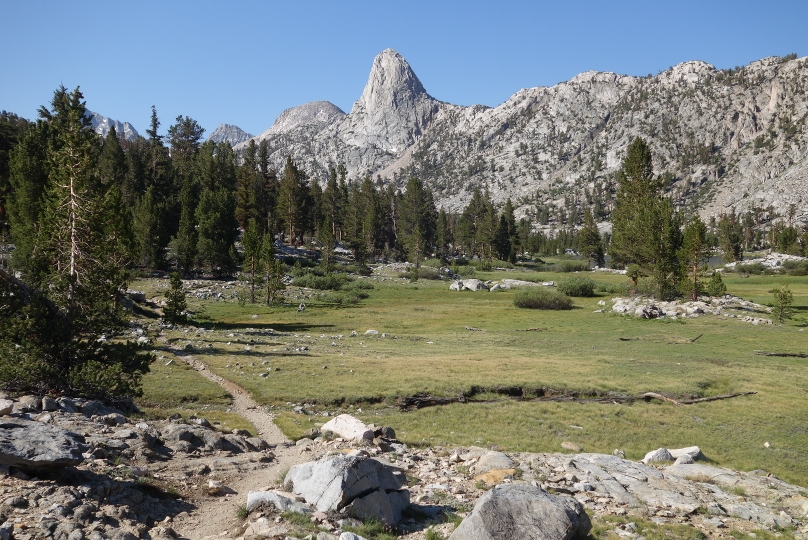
[236, 51, 808, 227]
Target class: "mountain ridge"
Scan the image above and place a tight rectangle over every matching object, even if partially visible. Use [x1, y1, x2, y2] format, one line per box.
[237, 50, 808, 223]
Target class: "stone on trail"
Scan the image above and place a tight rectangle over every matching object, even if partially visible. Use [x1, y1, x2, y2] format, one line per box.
[320, 414, 375, 442]
[0, 418, 86, 472]
[449, 484, 591, 540]
[284, 454, 409, 525]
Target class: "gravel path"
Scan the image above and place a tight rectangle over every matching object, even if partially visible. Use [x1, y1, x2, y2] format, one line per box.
[165, 345, 304, 539]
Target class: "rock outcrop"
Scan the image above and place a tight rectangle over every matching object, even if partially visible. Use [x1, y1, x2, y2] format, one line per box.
[449, 484, 592, 540]
[0, 418, 86, 472]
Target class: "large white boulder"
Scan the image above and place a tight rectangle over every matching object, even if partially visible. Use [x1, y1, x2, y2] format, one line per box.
[285, 454, 409, 525]
[320, 414, 374, 442]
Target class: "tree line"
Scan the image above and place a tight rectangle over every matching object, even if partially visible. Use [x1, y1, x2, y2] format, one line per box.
[1, 87, 804, 402]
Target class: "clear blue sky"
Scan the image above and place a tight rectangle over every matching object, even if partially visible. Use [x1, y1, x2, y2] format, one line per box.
[2, 0, 805, 137]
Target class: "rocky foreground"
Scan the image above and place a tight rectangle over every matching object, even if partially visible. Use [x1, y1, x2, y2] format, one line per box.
[1, 398, 807, 540]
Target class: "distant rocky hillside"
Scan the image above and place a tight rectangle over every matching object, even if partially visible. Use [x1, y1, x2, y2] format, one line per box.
[87, 111, 140, 141]
[207, 123, 253, 146]
[238, 49, 808, 223]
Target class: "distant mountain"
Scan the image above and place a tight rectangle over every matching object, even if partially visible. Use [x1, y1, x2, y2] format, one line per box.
[238, 49, 808, 222]
[207, 124, 253, 146]
[87, 112, 139, 141]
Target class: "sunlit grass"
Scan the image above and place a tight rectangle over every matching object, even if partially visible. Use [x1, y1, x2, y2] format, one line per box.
[132, 267, 808, 485]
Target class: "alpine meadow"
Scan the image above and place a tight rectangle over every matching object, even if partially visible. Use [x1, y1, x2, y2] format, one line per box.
[1, 47, 808, 540]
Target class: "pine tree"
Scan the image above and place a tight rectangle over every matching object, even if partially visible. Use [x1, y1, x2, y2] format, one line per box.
[436, 208, 452, 261]
[679, 216, 711, 300]
[163, 271, 187, 324]
[236, 139, 260, 229]
[196, 187, 237, 275]
[170, 177, 198, 274]
[578, 209, 604, 267]
[322, 166, 343, 241]
[276, 157, 308, 245]
[399, 177, 437, 266]
[718, 211, 743, 262]
[320, 215, 335, 273]
[1, 86, 151, 403]
[771, 284, 793, 323]
[262, 235, 284, 305]
[502, 198, 519, 263]
[242, 219, 262, 303]
[133, 186, 161, 267]
[610, 137, 682, 297]
[7, 121, 50, 274]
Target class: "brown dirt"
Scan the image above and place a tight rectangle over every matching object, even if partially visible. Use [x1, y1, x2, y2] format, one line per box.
[165, 348, 305, 539]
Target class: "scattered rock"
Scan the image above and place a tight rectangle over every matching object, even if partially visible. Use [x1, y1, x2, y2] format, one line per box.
[0, 418, 86, 472]
[246, 490, 313, 514]
[0, 400, 12, 417]
[284, 454, 409, 525]
[471, 451, 514, 476]
[641, 448, 673, 464]
[450, 279, 489, 291]
[320, 414, 375, 442]
[561, 442, 582, 452]
[449, 484, 592, 540]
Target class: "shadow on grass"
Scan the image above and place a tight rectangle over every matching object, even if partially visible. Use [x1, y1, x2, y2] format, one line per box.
[186, 321, 337, 333]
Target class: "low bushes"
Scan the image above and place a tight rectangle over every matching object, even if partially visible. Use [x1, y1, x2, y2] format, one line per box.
[291, 272, 349, 290]
[513, 288, 574, 310]
[557, 261, 591, 273]
[557, 276, 597, 297]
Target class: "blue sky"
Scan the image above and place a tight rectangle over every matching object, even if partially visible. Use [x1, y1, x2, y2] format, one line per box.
[1, 0, 805, 137]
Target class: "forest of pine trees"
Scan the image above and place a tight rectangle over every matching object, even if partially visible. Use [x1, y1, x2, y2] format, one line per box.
[1, 89, 806, 289]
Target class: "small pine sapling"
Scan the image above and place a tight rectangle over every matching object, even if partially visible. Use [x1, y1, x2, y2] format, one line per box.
[164, 272, 187, 324]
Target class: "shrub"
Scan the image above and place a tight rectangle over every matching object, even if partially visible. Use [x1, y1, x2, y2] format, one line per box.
[402, 266, 441, 280]
[706, 272, 727, 297]
[557, 276, 596, 297]
[455, 265, 476, 278]
[733, 262, 765, 275]
[342, 280, 374, 291]
[421, 258, 443, 269]
[783, 260, 808, 276]
[513, 288, 574, 310]
[770, 284, 793, 323]
[344, 264, 372, 276]
[558, 261, 590, 273]
[291, 273, 348, 290]
[596, 281, 629, 294]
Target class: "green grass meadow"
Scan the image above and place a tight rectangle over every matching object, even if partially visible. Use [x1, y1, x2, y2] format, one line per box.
[135, 267, 808, 486]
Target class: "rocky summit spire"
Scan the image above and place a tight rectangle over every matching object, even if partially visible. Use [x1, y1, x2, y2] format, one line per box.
[346, 49, 438, 152]
[354, 49, 428, 115]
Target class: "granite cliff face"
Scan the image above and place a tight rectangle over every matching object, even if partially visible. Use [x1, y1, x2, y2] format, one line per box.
[207, 123, 253, 146]
[239, 50, 808, 222]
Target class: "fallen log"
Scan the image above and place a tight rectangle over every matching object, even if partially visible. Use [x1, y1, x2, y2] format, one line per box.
[679, 391, 758, 404]
[755, 351, 808, 358]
